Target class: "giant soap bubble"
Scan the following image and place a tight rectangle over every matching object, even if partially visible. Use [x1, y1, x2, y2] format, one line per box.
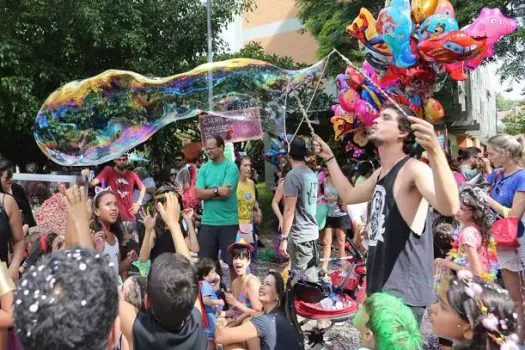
[34, 58, 327, 166]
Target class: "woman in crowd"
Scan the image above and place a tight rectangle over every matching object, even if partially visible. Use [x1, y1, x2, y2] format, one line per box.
[21, 232, 64, 272]
[133, 167, 156, 206]
[236, 157, 262, 245]
[271, 158, 290, 233]
[215, 271, 302, 350]
[225, 242, 262, 318]
[485, 134, 525, 343]
[320, 163, 350, 271]
[430, 270, 519, 350]
[138, 185, 199, 264]
[91, 189, 137, 279]
[0, 182, 24, 281]
[0, 158, 36, 228]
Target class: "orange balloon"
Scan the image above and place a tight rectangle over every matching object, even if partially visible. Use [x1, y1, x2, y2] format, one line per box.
[424, 98, 445, 123]
[412, 0, 439, 23]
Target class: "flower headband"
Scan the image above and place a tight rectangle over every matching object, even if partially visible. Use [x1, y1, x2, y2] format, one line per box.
[456, 270, 519, 349]
[94, 185, 112, 200]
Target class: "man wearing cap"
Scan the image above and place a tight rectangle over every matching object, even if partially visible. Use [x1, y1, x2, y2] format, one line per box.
[196, 135, 240, 266]
[279, 137, 319, 281]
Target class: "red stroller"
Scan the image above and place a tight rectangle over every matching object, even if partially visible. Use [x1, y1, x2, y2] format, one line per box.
[284, 240, 367, 348]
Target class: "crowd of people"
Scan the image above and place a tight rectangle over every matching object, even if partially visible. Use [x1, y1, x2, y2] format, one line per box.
[0, 103, 523, 349]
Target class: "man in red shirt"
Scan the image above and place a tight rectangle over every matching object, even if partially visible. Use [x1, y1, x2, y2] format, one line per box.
[90, 154, 146, 249]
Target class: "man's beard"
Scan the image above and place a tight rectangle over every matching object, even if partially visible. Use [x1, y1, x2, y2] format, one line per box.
[116, 164, 127, 170]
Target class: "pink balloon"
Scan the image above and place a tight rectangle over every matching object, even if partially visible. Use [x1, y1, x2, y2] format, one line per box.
[462, 8, 517, 69]
[339, 88, 361, 113]
[356, 100, 378, 126]
[362, 61, 379, 84]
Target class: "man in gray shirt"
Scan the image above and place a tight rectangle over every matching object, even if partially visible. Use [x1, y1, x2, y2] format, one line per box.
[279, 137, 319, 281]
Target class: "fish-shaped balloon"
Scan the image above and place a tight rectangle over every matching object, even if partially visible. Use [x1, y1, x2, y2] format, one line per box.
[382, 0, 417, 68]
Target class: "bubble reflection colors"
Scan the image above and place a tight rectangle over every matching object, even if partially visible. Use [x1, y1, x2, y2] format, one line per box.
[34, 58, 327, 166]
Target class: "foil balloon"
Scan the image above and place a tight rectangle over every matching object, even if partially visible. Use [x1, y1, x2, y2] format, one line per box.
[382, 0, 417, 68]
[412, 0, 439, 24]
[362, 61, 379, 84]
[444, 61, 468, 80]
[424, 98, 445, 123]
[336, 73, 350, 91]
[417, 31, 487, 63]
[364, 47, 392, 75]
[34, 58, 327, 166]
[462, 8, 518, 70]
[339, 88, 361, 113]
[331, 114, 355, 141]
[416, 14, 459, 41]
[434, 0, 455, 18]
[345, 67, 365, 90]
[356, 100, 378, 127]
[347, 8, 391, 56]
[361, 84, 384, 110]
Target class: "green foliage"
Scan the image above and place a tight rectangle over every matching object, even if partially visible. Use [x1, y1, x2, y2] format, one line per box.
[0, 0, 253, 167]
[496, 93, 520, 111]
[503, 113, 525, 135]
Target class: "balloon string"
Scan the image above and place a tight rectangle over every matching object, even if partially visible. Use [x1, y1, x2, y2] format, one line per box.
[289, 50, 334, 142]
[283, 77, 291, 152]
[332, 48, 410, 118]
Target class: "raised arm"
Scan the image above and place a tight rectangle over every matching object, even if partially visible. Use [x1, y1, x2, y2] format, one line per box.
[313, 135, 376, 204]
[4, 195, 24, 280]
[64, 186, 94, 250]
[157, 192, 191, 261]
[409, 116, 459, 216]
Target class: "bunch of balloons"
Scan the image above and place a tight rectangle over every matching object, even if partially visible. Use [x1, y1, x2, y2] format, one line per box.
[264, 135, 290, 166]
[331, 0, 517, 145]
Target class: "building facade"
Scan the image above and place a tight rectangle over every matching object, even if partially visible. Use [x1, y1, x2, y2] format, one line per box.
[221, 0, 319, 64]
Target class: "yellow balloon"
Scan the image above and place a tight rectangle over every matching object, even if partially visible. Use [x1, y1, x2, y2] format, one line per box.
[412, 0, 439, 23]
[424, 98, 445, 124]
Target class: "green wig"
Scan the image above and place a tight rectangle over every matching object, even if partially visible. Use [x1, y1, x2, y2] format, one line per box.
[356, 293, 423, 350]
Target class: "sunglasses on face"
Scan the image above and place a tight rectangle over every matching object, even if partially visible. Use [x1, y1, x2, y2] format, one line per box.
[174, 159, 183, 162]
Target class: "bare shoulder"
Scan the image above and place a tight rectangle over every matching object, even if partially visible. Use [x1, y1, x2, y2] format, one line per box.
[247, 274, 261, 287]
[404, 158, 431, 176]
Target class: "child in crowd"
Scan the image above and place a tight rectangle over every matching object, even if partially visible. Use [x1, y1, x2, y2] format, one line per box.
[197, 258, 224, 350]
[225, 240, 262, 318]
[435, 185, 498, 281]
[352, 292, 422, 350]
[122, 275, 147, 310]
[430, 270, 519, 349]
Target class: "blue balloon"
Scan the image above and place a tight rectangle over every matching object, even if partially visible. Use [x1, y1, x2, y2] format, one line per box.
[382, 0, 417, 68]
[416, 14, 459, 41]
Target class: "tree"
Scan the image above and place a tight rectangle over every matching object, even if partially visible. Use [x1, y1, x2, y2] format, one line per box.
[295, 0, 525, 82]
[503, 113, 525, 135]
[497, 93, 520, 112]
[0, 0, 253, 168]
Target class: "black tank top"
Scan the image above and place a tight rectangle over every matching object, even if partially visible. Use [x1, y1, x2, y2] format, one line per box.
[0, 195, 11, 263]
[367, 157, 434, 306]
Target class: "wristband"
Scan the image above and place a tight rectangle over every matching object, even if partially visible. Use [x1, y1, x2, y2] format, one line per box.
[325, 156, 335, 163]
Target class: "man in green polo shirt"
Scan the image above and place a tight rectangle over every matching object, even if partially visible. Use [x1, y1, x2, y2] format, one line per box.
[196, 135, 240, 265]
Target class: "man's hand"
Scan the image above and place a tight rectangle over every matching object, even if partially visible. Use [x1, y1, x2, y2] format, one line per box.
[156, 192, 180, 228]
[217, 185, 232, 197]
[278, 237, 289, 258]
[407, 116, 440, 154]
[130, 202, 141, 215]
[313, 134, 334, 160]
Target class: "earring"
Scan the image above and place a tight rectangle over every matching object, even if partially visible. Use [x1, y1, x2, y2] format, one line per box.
[457, 324, 462, 328]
